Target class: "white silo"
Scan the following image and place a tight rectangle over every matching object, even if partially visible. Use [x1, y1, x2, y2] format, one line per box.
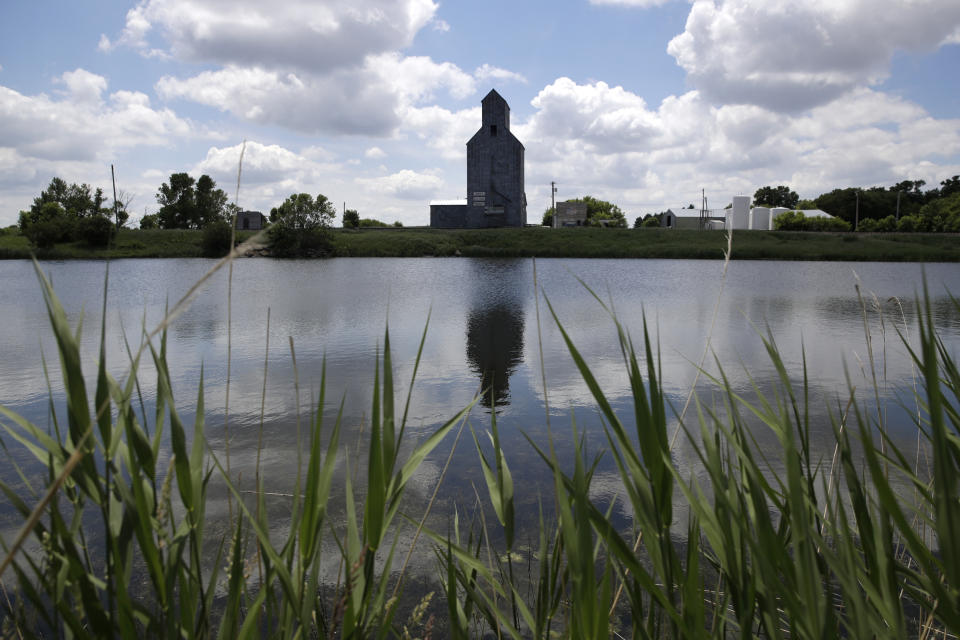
[751, 207, 771, 230]
[731, 195, 750, 230]
[768, 207, 789, 230]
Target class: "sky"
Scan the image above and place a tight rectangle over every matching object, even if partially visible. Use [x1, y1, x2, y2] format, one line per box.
[1, 0, 959, 227]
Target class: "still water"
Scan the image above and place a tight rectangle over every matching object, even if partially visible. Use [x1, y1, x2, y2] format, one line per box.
[1, 257, 959, 572]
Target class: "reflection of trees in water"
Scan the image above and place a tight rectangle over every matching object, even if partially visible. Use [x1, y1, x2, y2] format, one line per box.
[466, 304, 524, 409]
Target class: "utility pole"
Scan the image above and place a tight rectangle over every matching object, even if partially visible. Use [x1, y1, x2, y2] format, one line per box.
[896, 191, 901, 221]
[110, 164, 120, 232]
[551, 181, 558, 228]
[855, 190, 860, 231]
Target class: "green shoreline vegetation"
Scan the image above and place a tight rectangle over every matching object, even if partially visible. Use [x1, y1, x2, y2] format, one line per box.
[1, 226, 959, 261]
[1, 256, 959, 637]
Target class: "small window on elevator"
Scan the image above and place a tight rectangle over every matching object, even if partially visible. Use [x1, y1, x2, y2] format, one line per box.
[490, 125, 497, 136]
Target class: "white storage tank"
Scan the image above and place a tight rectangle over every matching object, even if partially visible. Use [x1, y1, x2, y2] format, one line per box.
[768, 207, 789, 230]
[731, 195, 750, 230]
[751, 207, 771, 230]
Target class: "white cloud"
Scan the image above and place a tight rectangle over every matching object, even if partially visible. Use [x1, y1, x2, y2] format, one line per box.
[0, 69, 206, 226]
[156, 53, 476, 136]
[104, 0, 438, 73]
[474, 64, 527, 85]
[515, 78, 960, 215]
[56, 69, 108, 105]
[156, 66, 399, 135]
[590, 0, 673, 6]
[356, 169, 444, 200]
[365, 146, 387, 159]
[402, 104, 480, 160]
[370, 52, 476, 103]
[0, 70, 192, 163]
[667, 0, 960, 112]
[431, 18, 450, 32]
[184, 140, 354, 215]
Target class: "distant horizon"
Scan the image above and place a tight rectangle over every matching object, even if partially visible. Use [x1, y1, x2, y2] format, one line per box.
[1, 0, 958, 228]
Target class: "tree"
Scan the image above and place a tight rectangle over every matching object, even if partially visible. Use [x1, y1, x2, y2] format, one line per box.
[642, 216, 661, 228]
[30, 177, 99, 219]
[918, 191, 960, 232]
[77, 215, 116, 247]
[814, 188, 858, 223]
[541, 207, 555, 227]
[359, 218, 389, 227]
[139, 214, 159, 229]
[19, 201, 72, 248]
[343, 209, 360, 228]
[157, 173, 196, 229]
[156, 173, 227, 229]
[202, 220, 234, 257]
[633, 216, 644, 229]
[753, 185, 799, 209]
[111, 189, 134, 229]
[270, 193, 336, 230]
[195, 174, 228, 227]
[268, 193, 336, 257]
[570, 196, 627, 227]
[940, 175, 960, 198]
[393, 220, 403, 227]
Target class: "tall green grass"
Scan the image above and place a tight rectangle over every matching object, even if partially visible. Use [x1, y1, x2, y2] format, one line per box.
[1, 258, 959, 638]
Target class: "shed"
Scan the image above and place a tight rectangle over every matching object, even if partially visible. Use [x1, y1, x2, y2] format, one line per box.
[235, 211, 267, 231]
[555, 201, 588, 227]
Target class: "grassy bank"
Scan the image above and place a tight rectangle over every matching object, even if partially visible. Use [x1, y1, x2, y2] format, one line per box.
[0, 228, 260, 260]
[332, 227, 960, 261]
[1, 226, 958, 261]
[2, 250, 959, 637]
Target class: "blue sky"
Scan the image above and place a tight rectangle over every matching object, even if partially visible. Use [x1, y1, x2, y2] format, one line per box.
[1, 0, 958, 227]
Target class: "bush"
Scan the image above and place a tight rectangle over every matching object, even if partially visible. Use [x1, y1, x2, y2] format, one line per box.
[773, 210, 806, 231]
[201, 220, 233, 257]
[343, 209, 360, 228]
[897, 215, 920, 232]
[876, 215, 897, 232]
[140, 214, 159, 229]
[642, 216, 661, 228]
[77, 215, 116, 247]
[268, 223, 331, 257]
[19, 202, 75, 248]
[774, 210, 851, 232]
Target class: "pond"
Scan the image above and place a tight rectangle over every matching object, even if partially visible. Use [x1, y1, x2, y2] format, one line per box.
[1, 256, 959, 583]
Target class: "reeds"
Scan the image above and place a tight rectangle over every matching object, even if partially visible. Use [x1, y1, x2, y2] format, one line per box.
[1, 261, 958, 638]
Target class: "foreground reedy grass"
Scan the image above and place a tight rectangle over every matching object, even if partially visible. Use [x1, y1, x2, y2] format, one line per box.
[1, 256, 959, 638]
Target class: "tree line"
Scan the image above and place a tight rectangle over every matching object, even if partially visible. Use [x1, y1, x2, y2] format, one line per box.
[756, 178, 960, 232]
[629, 177, 960, 232]
[17, 178, 132, 248]
[16, 173, 400, 255]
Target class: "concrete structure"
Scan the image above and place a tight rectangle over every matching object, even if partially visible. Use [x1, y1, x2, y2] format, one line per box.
[662, 208, 725, 229]
[555, 201, 588, 226]
[235, 210, 267, 230]
[727, 196, 751, 230]
[431, 89, 526, 228]
[750, 207, 771, 230]
[768, 207, 790, 230]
